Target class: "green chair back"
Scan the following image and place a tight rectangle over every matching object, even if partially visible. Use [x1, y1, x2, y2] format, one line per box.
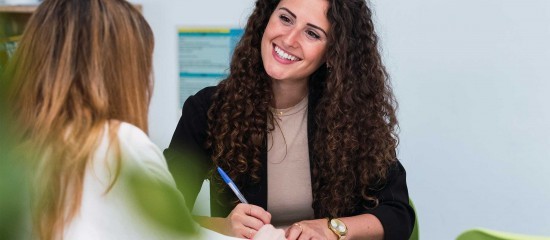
[456, 228, 550, 240]
[409, 199, 419, 240]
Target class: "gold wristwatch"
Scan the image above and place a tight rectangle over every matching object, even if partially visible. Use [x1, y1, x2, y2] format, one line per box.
[328, 218, 348, 240]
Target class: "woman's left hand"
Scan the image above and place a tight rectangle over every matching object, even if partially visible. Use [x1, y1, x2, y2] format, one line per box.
[285, 219, 336, 240]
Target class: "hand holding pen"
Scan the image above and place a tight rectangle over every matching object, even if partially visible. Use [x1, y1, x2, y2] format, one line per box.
[217, 167, 272, 239]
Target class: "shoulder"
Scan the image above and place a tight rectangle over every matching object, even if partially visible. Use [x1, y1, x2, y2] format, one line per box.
[194, 86, 218, 100]
[180, 86, 217, 119]
[117, 122, 153, 145]
[91, 122, 158, 176]
[185, 86, 217, 108]
[117, 122, 161, 160]
[388, 159, 407, 178]
[115, 122, 175, 185]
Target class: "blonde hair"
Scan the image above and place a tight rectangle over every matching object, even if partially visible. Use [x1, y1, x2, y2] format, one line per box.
[4, 0, 154, 239]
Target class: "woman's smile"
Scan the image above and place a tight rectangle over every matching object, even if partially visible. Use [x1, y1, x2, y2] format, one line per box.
[272, 44, 301, 63]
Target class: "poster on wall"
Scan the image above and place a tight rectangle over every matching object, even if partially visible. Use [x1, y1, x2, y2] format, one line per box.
[178, 27, 244, 107]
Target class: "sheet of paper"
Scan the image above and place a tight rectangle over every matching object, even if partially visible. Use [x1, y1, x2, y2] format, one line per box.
[199, 227, 246, 240]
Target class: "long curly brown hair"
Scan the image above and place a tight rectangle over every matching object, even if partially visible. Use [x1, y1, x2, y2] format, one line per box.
[206, 0, 398, 218]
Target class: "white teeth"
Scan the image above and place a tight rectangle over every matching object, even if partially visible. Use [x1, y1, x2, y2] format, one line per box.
[275, 46, 298, 61]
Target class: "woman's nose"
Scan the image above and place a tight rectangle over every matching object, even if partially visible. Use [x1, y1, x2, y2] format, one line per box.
[282, 29, 300, 48]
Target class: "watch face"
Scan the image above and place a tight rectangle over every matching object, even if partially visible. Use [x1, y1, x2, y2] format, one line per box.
[330, 219, 347, 234]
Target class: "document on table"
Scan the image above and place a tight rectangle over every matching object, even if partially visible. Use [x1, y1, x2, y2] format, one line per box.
[199, 227, 246, 240]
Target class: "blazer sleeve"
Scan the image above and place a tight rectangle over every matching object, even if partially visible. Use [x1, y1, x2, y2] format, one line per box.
[357, 160, 415, 240]
[163, 87, 216, 211]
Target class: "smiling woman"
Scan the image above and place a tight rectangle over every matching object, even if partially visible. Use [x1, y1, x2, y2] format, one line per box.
[164, 0, 415, 239]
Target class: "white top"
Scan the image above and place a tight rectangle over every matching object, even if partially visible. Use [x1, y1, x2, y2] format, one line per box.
[63, 122, 243, 240]
[267, 96, 314, 227]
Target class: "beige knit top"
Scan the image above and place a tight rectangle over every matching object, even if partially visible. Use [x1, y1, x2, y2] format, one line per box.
[267, 96, 314, 227]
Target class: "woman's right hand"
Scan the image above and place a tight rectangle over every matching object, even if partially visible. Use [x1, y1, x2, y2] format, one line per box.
[226, 203, 272, 239]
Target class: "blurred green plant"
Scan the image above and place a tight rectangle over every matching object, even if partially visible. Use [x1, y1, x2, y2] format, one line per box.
[0, 149, 28, 240]
[0, 62, 29, 239]
[125, 166, 200, 237]
[456, 228, 550, 240]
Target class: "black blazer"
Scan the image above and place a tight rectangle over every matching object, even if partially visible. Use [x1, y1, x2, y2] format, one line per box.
[164, 86, 415, 240]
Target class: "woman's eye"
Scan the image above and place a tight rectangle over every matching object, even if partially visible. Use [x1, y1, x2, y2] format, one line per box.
[306, 30, 321, 40]
[279, 15, 292, 24]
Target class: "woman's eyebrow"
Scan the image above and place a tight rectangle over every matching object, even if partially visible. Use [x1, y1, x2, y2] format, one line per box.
[278, 7, 296, 18]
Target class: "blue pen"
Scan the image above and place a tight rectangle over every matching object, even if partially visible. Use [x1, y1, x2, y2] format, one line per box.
[217, 167, 249, 204]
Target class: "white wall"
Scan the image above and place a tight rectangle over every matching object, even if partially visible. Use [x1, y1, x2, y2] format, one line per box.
[375, 0, 550, 239]
[131, 0, 550, 239]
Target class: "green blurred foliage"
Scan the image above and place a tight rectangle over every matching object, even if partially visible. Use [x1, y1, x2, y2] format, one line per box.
[125, 167, 199, 237]
[0, 56, 28, 239]
[0, 150, 28, 240]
